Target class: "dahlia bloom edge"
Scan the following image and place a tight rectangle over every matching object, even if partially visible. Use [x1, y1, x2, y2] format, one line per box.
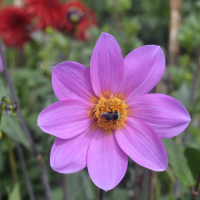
[38, 32, 191, 191]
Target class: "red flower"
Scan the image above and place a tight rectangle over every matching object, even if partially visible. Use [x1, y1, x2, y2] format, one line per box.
[0, 6, 32, 47]
[25, 0, 63, 30]
[61, 1, 97, 40]
[25, 0, 97, 40]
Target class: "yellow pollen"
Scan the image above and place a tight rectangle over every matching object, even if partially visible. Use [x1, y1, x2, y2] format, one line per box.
[94, 96, 128, 131]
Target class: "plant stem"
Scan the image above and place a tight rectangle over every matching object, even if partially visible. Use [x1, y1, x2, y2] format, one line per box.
[0, 175, 1, 200]
[0, 41, 52, 200]
[5, 135, 18, 183]
[16, 143, 35, 200]
[183, 44, 200, 147]
[74, 24, 80, 41]
[190, 46, 200, 103]
[168, 0, 183, 65]
[62, 174, 67, 200]
[191, 172, 200, 200]
[148, 170, 152, 200]
[151, 171, 158, 200]
[133, 164, 143, 200]
[0, 111, 3, 200]
[98, 189, 104, 200]
[0, 90, 35, 200]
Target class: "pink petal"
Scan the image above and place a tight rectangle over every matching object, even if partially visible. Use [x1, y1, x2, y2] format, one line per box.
[128, 94, 191, 138]
[0, 52, 3, 73]
[115, 118, 168, 171]
[87, 128, 128, 191]
[90, 33, 124, 98]
[37, 99, 94, 139]
[117, 45, 165, 101]
[50, 126, 94, 173]
[52, 61, 96, 103]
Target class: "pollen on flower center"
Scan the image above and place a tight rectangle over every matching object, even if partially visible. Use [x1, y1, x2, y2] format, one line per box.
[94, 96, 128, 131]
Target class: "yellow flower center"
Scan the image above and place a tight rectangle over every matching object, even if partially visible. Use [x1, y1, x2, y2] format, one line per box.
[94, 96, 128, 131]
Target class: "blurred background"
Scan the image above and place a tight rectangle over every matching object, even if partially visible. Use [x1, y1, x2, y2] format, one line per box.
[0, 0, 200, 199]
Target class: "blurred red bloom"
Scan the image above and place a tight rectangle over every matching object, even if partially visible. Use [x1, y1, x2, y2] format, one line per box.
[61, 0, 97, 40]
[25, 0, 97, 40]
[25, 0, 63, 30]
[0, 6, 32, 47]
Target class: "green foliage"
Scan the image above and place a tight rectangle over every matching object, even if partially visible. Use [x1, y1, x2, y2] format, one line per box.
[1, 0, 200, 199]
[104, 188, 128, 200]
[8, 183, 20, 200]
[104, 0, 132, 13]
[0, 80, 29, 148]
[3, 0, 13, 5]
[0, 80, 7, 97]
[179, 13, 200, 52]
[67, 170, 96, 200]
[184, 148, 200, 179]
[1, 116, 29, 148]
[175, 82, 192, 108]
[122, 18, 141, 36]
[162, 139, 194, 187]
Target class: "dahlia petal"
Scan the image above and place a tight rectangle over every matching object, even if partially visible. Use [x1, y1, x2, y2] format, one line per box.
[50, 126, 94, 173]
[37, 99, 94, 139]
[52, 61, 96, 102]
[117, 45, 165, 101]
[115, 118, 168, 171]
[90, 33, 124, 98]
[87, 128, 128, 191]
[0, 53, 3, 73]
[128, 94, 191, 138]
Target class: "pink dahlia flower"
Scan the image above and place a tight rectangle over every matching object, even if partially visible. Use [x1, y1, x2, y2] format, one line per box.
[38, 33, 191, 191]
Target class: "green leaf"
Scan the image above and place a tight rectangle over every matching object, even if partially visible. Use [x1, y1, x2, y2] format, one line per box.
[158, 190, 176, 200]
[104, 188, 128, 200]
[184, 148, 200, 179]
[0, 79, 7, 98]
[51, 188, 62, 200]
[1, 115, 30, 149]
[8, 183, 20, 200]
[176, 82, 191, 108]
[189, 95, 200, 114]
[162, 139, 194, 186]
[67, 170, 96, 200]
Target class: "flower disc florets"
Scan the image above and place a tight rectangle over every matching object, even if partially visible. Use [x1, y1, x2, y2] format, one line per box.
[94, 96, 128, 131]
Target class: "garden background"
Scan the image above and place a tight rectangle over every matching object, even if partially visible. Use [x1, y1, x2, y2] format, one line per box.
[0, 0, 200, 200]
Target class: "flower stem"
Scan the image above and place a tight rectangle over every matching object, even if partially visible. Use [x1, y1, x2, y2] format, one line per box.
[191, 172, 200, 200]
[183, 44, 200, 147]
[62, 174, 67, 200]
[98, 189, 104, 200]
[74, 24, 80, 41]
[5, 135, 18, 183]
[0, 41, 52, 200]
[16, 143, 36, 200]
[0, 96, 35, 200]
[190, 45, 200, 103]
